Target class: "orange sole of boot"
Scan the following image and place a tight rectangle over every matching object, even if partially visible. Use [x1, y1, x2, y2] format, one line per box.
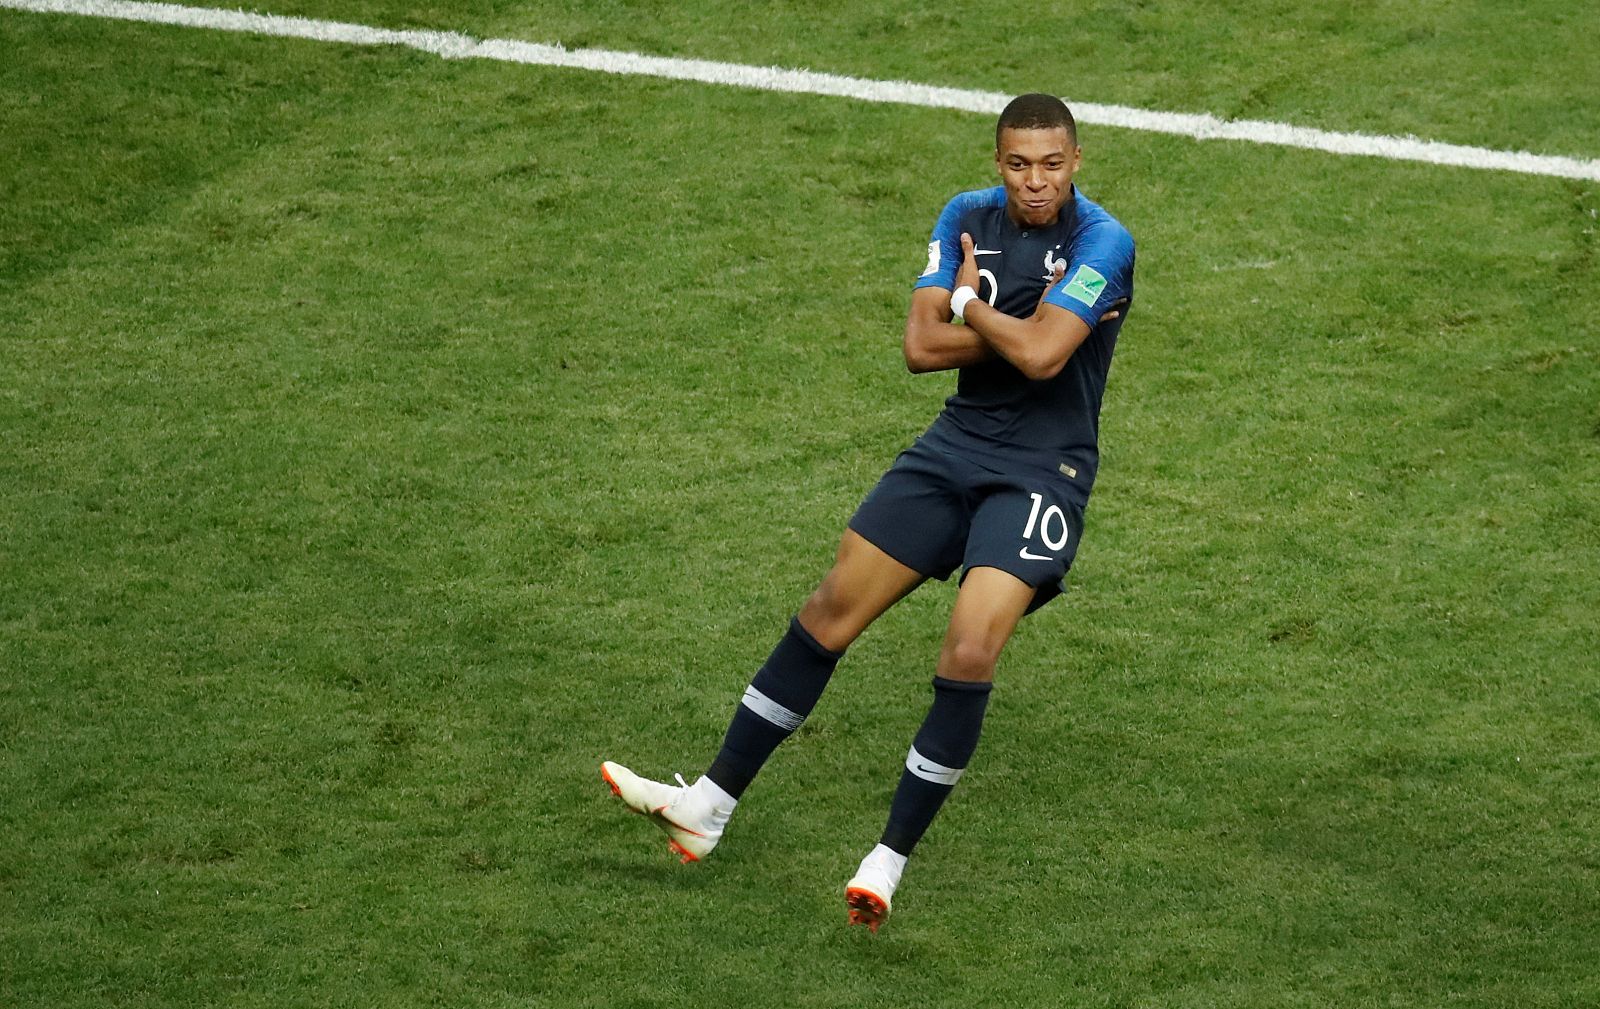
[666, 838, 700, 864]
[845, 887, 889, 933]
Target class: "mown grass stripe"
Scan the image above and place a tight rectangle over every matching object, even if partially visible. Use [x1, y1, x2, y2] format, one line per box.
[5, 0, 1599, 181]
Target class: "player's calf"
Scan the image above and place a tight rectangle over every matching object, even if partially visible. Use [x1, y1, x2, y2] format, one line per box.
[847, 676, 993, 931]
[703, 617, 844, 799]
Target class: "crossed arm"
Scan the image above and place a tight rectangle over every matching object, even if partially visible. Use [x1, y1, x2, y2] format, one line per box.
[902, 232, 1122, 380]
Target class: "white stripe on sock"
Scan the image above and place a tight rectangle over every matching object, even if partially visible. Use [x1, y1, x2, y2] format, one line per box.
[906, 745, 964, 785]
[741, 685, 804, 732]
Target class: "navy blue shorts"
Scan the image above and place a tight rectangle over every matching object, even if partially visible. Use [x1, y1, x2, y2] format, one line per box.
[847, 437, 1085, 614]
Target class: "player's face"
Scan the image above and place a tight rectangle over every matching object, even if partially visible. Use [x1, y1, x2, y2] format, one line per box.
[995, 127, 1081, 228]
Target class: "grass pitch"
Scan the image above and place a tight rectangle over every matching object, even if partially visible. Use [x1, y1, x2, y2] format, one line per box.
[2, 3, 1598, 1007]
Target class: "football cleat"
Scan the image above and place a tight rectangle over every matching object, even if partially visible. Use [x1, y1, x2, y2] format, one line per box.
[845, 844, 907, 933]
[600, 760, 732, 863]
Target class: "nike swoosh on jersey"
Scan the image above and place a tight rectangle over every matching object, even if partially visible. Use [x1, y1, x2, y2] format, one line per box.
[1019, 547, 1054, 561]
[974, 249, 1003, 256]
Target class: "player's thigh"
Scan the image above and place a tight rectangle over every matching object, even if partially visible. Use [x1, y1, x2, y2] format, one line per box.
[798, 529, 926, 652]
[846, 441, 970, 585]
[962, 477, 1084, 615]
[936, 565, 1037, 683]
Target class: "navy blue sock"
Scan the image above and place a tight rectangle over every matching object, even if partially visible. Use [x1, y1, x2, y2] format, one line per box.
[879, 676, 993, 856]
[705, 617, 843, 798]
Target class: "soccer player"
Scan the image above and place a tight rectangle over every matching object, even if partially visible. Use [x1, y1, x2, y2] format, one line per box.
[601, 93, 1135, 932]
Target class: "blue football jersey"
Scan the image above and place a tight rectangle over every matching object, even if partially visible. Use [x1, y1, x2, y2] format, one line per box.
[913, 185, 1135, 506]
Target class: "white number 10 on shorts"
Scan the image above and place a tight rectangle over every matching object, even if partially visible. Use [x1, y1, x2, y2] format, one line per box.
[1020, 491, 1071, 560]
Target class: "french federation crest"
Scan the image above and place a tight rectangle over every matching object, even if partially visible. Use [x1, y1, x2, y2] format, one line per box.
[1043, 248, 1068, 280]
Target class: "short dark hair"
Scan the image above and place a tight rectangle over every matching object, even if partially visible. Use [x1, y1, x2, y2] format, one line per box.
[996, 93, 1077, 148]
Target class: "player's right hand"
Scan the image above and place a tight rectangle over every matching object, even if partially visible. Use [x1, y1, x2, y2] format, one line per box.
[1032, 274, 1128, 323]
[1098, 297, 1130, 323]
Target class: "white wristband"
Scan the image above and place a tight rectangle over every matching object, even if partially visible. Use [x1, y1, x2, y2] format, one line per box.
[950, 285, 980, 322]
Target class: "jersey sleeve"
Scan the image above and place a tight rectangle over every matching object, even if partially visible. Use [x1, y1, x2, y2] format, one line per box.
[1042, 221, 1136, 327]
[913, 188, 1003, 292]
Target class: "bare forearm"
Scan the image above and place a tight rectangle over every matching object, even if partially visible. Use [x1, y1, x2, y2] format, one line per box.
[903, 319, 998, 373]
[959, 296, 1096, 381]
[962, 301, 1057, 378]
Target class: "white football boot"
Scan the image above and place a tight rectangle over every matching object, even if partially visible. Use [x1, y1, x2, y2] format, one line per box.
[600, 761, 734, 863]
[845, 843, 908, 933]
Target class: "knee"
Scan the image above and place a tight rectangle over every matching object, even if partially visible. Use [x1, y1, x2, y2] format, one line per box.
[797, 572, 856, 651]
[939, 636, 1002, 683]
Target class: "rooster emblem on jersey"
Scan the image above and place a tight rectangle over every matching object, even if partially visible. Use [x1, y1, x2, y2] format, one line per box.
[1043, 248, 1068, 282]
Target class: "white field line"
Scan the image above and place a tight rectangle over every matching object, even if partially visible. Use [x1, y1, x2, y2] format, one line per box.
[7, 0, 1600, 183]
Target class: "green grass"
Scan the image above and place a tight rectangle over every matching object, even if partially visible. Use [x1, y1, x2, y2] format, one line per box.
[3, 4, 1599, 1007]
[162, 0, 1600, 156]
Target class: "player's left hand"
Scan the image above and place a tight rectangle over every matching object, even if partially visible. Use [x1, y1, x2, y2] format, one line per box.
[955, 232, 981, 297]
